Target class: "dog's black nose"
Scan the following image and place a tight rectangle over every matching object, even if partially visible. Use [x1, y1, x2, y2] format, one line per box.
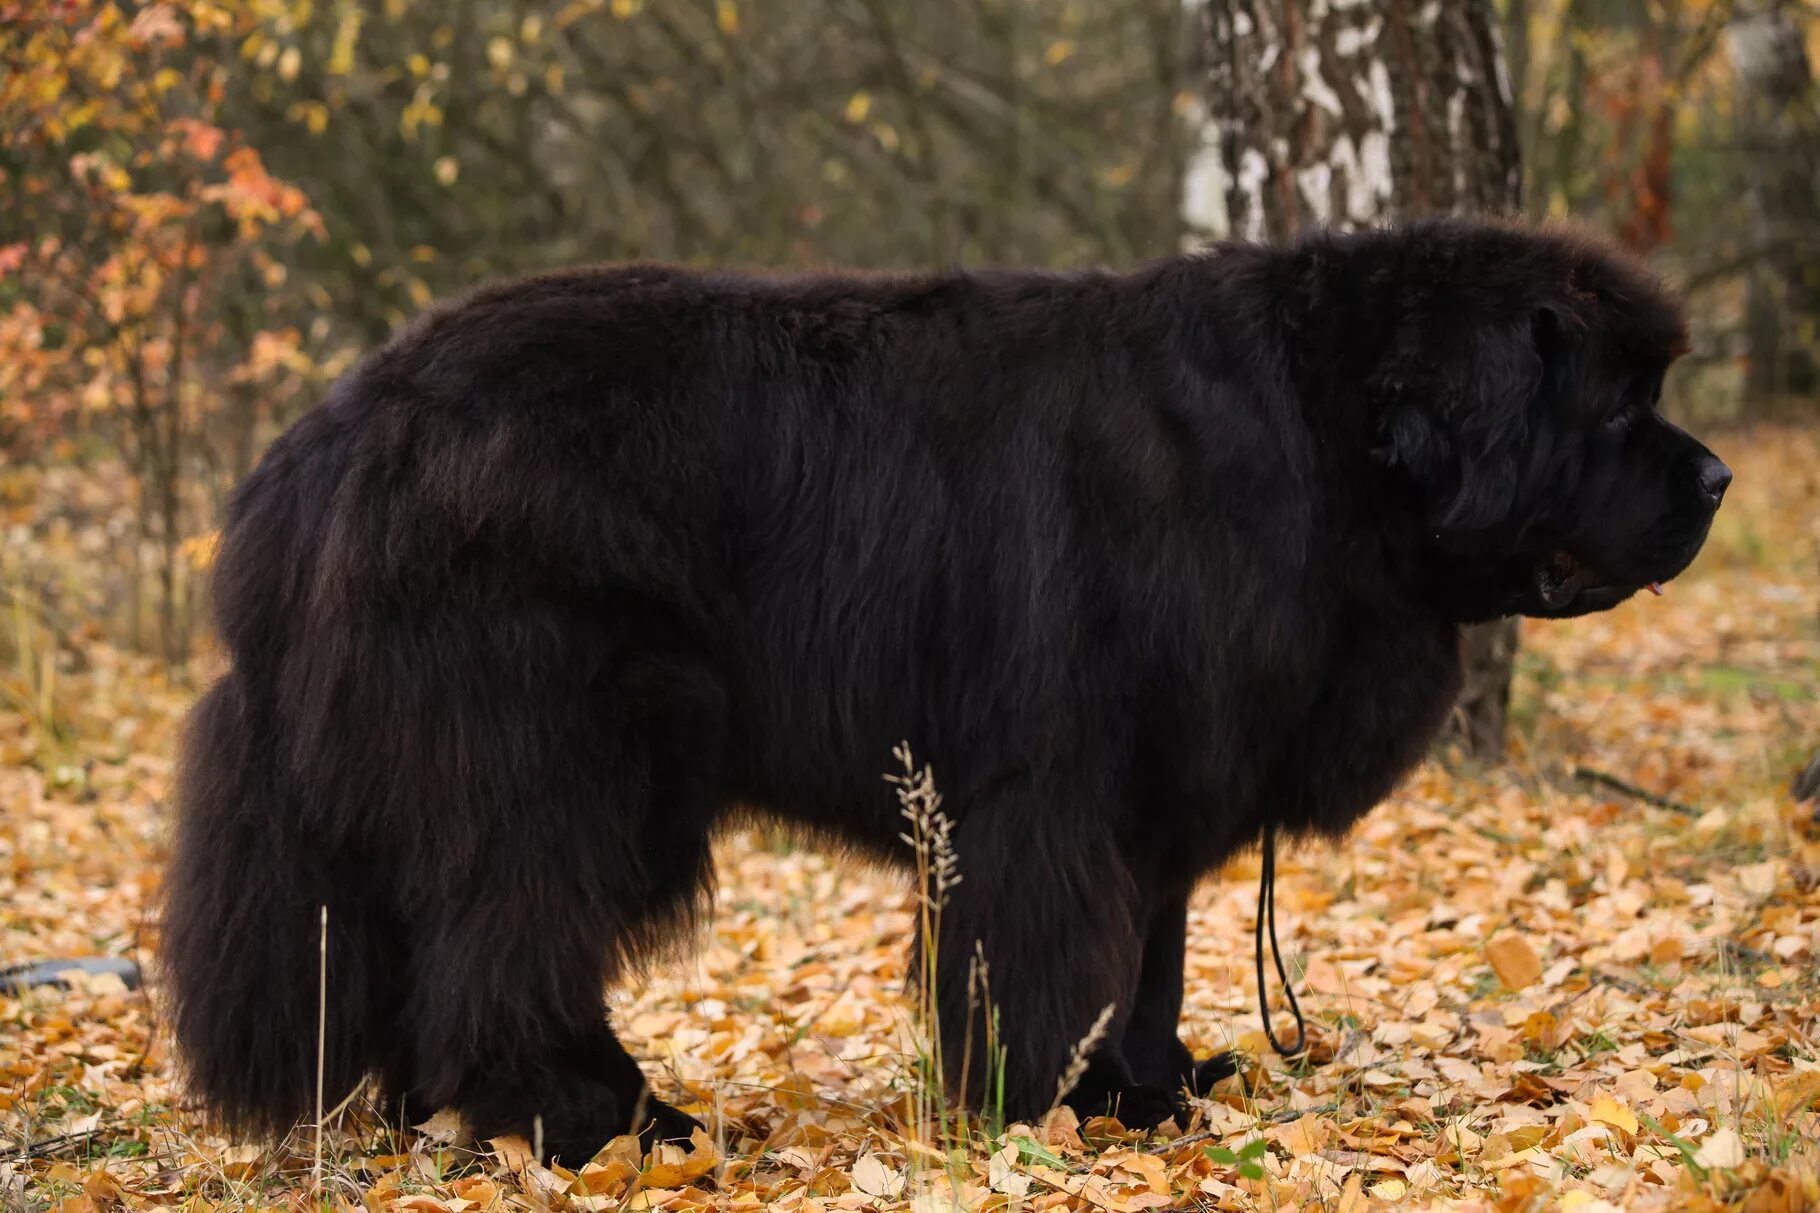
[1696, 456, 1732, 505]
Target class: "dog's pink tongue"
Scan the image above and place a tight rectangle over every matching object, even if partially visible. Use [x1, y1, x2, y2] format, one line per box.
[1648, 582, 1665, 596]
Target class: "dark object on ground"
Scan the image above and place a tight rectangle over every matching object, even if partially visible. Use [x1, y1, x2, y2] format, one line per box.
[1794, 752, 1820, 819]
[160, 218, 1729, 1164]
[1572, 766, 1701, 815]
[0, 957, 142, 994]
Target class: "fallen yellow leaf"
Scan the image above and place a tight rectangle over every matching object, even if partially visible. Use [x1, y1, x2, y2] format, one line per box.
[1485, 932, 1543, 990]
[1589, 1094, 1639, 1136]
[642, 1128, 718, 1187]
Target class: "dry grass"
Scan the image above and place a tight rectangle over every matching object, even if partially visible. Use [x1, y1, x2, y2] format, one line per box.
[3, 425, 1817, 1212]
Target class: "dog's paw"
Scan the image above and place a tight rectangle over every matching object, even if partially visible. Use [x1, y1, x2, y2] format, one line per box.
[1189, 1052, 1239, 1093]
[634, 1098, 705, 1151]
[530, 1095, 701, 1166]
[1065, 1079, 1184, 1132]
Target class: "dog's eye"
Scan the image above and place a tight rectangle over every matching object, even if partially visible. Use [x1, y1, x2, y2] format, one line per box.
[1602, 406, 1636, 435]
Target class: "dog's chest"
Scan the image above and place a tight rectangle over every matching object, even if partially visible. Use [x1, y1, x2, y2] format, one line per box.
[1268, 611, 1463, 835]
[1151, 607, 1463, 877]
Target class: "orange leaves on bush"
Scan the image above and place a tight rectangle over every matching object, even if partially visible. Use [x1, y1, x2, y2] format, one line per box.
[199, 145, 316, 237]
[168, 117, 224, 162]
[1, 0, 323, 463]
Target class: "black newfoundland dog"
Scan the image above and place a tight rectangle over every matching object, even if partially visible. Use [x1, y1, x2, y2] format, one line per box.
[161, 218, 1729, 1162]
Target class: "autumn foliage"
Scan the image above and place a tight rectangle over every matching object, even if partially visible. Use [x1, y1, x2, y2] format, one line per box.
[1, 1, 323, 660]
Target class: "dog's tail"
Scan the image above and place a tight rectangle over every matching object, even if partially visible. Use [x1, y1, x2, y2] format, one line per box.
[159, 404, 398, 1139]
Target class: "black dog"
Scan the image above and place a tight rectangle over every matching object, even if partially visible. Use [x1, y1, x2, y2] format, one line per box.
[160, 218, 1728, 1162]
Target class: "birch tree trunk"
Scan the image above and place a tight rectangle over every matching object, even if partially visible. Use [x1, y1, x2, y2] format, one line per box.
[1184, 0, 1523, 762]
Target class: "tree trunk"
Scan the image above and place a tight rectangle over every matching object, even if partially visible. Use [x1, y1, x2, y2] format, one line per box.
[1728, 2, 1820, 407]
[1185, 0, 1522, 762]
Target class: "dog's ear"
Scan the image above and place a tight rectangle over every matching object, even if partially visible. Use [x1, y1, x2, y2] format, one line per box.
[1372, 307, 1564, 535]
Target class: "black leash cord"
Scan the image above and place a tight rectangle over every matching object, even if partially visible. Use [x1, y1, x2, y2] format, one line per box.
[1255, 825, 1307, 1057]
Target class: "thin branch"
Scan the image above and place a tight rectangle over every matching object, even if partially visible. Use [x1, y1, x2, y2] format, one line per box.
[1570, 766, 1701, 816]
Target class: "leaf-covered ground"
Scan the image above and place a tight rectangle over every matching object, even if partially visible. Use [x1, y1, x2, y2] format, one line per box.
[4, 426, 1818, 1212]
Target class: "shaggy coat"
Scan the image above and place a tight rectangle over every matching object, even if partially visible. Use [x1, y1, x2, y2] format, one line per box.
[161, 219, 1727, 1161]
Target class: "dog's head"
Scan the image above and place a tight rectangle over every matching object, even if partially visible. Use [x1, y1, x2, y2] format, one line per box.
[1362, 219, 1729, 623]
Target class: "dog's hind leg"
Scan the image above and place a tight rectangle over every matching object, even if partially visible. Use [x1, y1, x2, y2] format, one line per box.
[359, 612, 723, 1165]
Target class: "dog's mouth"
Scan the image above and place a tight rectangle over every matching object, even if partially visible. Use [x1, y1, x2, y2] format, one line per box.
[1531, 550, 1664, 613]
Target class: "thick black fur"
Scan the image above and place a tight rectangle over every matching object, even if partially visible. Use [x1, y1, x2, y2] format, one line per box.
[160, 219, 1728, 1162]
